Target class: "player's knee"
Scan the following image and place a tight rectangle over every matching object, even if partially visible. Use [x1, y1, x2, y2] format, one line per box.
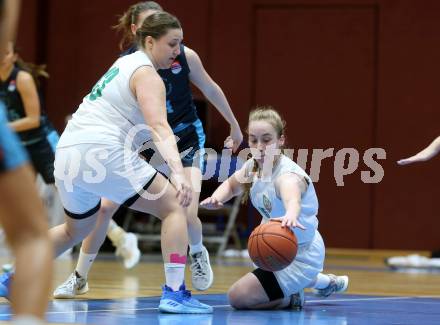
[161, 198, 185, 221]
[228, 284, 248, 309]
[184, 209, 200, 225]
[99, 203, 118, 220]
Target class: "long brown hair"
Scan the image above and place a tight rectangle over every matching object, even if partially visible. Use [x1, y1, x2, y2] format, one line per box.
[13, 44, 49, 86]
[113, 1, 163, 50]
[241, 106, 286, 204]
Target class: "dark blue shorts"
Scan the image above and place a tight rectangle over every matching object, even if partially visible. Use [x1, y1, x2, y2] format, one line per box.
[23, 130, 59, 184]
[140, 119, 206, 169]
[0, 103, 28, 173]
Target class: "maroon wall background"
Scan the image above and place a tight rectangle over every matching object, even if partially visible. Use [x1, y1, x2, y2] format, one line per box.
[16, 0, 440, 249]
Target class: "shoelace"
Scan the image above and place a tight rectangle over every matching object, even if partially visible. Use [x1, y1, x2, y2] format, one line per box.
[191, 255, 207, 277]
[62, 274, 78, 290]
[182, 289, 192, 299]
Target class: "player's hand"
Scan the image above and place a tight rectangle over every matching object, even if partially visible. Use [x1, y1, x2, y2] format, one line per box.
[224, 125, 243, 152]
[200, 196, 224, 210]
[272, 216, 306, 230]
[397, 154, 429, 165]
[397, 146, 439, 165]
[170, 172, 192, 207]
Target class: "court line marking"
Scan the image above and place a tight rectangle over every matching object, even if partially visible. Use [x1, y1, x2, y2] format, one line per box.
[0, 295, 437, 317]
[307, 296, 413, 303]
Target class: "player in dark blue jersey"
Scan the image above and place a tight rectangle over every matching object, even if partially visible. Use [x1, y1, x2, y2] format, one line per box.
[0, 1, 53, 324]
[53, 1, 243, 299]
[0, 41, 65, 250]
[0, 41, 59, 184]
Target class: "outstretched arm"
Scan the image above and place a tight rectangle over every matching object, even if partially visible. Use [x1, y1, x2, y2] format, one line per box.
[397, 136, 440, 165]
[186, 46, 243, 152]
[273, 173, 307, 229]
[200, 164, 249, 209]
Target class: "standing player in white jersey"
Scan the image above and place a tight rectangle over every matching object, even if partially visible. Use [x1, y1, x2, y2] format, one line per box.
[53, 1, 243, 299]
[0, 11, 212, 314]
[201, 107, 349, 309]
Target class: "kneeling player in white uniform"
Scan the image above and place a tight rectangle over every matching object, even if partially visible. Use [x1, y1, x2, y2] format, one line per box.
[201, 107, 349, 309]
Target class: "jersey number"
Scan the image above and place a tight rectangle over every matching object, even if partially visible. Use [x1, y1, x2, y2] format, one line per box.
[88, 67, 119, 101]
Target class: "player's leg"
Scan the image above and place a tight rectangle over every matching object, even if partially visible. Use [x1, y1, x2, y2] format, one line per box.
[128, 172, 212, 313]
[49, 208, 100, 257]
[310, 273, 349, 297]
[177, 121, 213, 291]
[0, 107, 53, 323]
[52, 199, 118, 298]
[228, 271, 292, 309]
[0, 166, 53, 317]
[307, 232, 349, 297]
[106, 211, 140, 269]
[184, 166, 213, 291]
[30, 131, 67, 228]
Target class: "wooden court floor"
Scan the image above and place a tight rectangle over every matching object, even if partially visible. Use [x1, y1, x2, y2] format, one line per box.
[0, 248, 439, 324]
[47, 248, 440, 298]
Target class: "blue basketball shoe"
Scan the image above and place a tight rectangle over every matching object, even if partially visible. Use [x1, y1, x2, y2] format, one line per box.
[0, 271, 13, 299]
[158, 283, 213, 314]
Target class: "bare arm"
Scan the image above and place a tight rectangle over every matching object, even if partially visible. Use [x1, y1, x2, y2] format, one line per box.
[398, 136, 440, 165]
[8, 71, 41, 132]
[0, 0, 21, 56]
[131, 65, 191, 206]
[200, 164, 250, 209]
[186, 46, 243, 151]
[274, 173, 307, 229]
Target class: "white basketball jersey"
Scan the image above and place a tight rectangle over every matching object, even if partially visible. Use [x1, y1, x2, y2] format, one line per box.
[249, 155, 319, 244]
[58, 51, 155, 149]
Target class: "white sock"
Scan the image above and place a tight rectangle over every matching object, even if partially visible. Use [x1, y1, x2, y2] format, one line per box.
[164, 263, 185, 291]
[189, 240, 204, 255]
[313, 273, 331, 289]
[107, 221, 125, 245]
[108, 219, 118, 232]
[76, 250, 97, 278]
[12, 315, 44, 325]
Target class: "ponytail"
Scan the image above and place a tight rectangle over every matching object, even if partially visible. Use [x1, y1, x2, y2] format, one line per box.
[113, 1, 163, 50]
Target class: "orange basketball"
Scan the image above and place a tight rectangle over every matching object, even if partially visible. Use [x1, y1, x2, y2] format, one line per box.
[247, 220, 298, 272]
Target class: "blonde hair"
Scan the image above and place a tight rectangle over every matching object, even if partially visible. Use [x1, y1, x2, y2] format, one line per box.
[242, 106, 286, 204]
[248, 106, 286, 138]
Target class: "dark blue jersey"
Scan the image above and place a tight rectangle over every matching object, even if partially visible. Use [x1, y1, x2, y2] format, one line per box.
[122, 44, 199, 131]
[0, 66, 54, 145]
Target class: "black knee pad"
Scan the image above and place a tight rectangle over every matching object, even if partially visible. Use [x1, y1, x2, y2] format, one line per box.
[252, 268, 285, 301]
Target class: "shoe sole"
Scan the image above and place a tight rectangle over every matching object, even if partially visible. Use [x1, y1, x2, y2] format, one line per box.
[159, 303, 213, 314]
[192, 249, 214, 291]
[53, 283, 89, 299]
